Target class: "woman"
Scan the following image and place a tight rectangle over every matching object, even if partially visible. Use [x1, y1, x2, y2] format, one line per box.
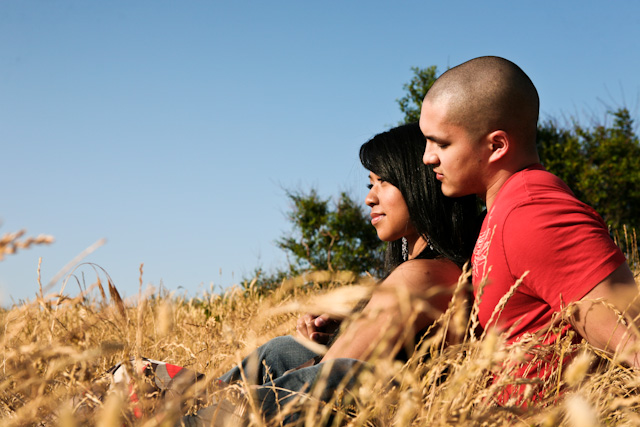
[111, 123, 480, 425]
[296, 121, 478, 361]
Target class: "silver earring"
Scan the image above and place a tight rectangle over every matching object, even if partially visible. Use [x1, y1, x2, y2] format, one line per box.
[401, 237, 408, 261]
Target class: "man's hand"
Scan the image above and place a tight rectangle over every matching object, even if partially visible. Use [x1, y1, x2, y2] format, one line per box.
[296, 313, 340, 344]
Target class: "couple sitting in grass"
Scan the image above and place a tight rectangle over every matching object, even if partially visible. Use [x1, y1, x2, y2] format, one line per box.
[109, 56, 639, 425]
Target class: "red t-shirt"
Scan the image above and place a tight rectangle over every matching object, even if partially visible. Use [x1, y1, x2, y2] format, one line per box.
[471, 164, 626, 403]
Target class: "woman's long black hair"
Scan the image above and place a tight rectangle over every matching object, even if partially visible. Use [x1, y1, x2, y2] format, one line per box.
[359, 123, 480, 273]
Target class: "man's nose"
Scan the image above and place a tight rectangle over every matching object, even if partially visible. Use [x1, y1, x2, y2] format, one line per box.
[423, 143, 439, 165]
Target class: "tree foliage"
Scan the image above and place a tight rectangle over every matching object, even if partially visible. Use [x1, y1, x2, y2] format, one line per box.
[537, 108, 640, 234]
[276, 189, 385, 276]
[396, 66, 439, 124]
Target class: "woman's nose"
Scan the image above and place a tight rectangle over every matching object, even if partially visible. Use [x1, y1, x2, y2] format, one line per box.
[365, 188, 377, 207]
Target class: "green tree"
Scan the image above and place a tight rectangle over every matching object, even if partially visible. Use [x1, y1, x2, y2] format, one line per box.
[396, 66, 439, 124]
[536, 120, 584, 193]
[537, 108, 640, 233]
[276, 189, 385, 276]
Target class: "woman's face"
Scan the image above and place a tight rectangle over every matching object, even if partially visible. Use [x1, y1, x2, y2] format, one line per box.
[365, 172, 417, 242]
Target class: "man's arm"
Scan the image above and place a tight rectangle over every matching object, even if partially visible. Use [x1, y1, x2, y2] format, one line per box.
[570, 263, 640, 367]
[321, 258, 461, 362]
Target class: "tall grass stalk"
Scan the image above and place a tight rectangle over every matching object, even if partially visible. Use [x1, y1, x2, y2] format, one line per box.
[1, 240, 639, 425]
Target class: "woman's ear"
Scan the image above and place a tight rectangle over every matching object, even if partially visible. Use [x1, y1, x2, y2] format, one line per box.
[487, 130, 509, 163]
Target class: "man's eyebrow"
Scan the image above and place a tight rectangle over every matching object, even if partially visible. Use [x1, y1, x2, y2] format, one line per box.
[424, 134, 447, 144]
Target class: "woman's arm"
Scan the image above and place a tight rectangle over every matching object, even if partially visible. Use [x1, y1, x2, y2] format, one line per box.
[296, 313, 341, 344]
[321, 258, 461, 362]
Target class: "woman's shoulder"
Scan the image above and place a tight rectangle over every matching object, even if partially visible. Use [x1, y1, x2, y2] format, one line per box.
[394, 257, 461, 273]
[382, 258, 462, 291]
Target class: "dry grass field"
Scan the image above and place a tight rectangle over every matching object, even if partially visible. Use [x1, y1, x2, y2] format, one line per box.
[1, 229, 640, 426]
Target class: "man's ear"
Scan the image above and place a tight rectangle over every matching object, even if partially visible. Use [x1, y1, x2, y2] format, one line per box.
[487, 130, 509, 163]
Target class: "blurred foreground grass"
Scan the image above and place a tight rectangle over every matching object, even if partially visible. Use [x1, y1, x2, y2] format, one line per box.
[1, 231, 640, 426]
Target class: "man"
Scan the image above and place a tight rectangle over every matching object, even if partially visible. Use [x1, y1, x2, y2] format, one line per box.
[420, 56, 639, 401]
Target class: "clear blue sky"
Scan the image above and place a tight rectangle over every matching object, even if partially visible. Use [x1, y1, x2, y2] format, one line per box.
[1, 1, 639, 304]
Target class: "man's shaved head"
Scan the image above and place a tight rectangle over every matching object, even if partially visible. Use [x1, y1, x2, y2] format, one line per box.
[426, 56, 539, 148]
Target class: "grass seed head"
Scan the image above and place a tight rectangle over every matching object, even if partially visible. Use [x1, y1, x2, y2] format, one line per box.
[565, 394, 599, 427]
[564, 351, 592, 387]
[96, 391, 124, 427]
[157, 299, 174, 337]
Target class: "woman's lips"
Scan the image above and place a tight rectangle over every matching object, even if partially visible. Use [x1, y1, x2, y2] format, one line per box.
[370, 213, 384, 225]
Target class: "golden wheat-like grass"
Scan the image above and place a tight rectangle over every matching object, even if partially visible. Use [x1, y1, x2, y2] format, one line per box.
[1, 231, 639, 426]
[0, 229, 54, 262]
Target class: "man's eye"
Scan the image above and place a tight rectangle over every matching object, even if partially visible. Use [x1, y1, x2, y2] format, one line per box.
[367, 184, 373, 190]
[428, 139, 448, 149]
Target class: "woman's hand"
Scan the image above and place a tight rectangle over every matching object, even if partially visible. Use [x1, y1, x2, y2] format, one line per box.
[296, 313, 340, 344]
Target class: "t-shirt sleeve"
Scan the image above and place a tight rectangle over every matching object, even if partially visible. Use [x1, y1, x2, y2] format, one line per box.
[502, 200, 626, 311]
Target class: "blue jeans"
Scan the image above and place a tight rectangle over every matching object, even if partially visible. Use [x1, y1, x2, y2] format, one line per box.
[180, 336, 363, 425]
[218, 335, 319, 386]
[220, 335, 362, 417]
